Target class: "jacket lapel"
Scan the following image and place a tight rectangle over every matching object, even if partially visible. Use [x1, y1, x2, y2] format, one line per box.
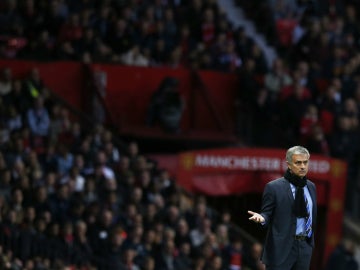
[281, 178, 293, 201]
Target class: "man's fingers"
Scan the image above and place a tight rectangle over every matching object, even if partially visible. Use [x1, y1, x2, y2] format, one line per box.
[248, 211, 264, 223]
[248, 210, 257, 220]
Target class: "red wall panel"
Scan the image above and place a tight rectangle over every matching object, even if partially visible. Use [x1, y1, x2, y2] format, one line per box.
[0, 60, 84, 108]
[0, 60, 238, 132]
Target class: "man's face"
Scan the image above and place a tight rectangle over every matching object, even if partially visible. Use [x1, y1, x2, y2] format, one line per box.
[287, 154, 309, 178]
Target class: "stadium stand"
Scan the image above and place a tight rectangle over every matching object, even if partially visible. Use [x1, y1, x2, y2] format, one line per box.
[0, 0, 360, 269]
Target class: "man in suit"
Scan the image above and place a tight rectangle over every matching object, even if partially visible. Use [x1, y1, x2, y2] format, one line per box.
[248, 145, 317, 270]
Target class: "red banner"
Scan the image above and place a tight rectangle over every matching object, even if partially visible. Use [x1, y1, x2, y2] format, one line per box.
[178, 148, 339, 179]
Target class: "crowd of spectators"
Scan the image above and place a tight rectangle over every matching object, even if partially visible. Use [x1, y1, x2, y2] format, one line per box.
[0, 68, 265, 269]
[0, 0, 266, 73]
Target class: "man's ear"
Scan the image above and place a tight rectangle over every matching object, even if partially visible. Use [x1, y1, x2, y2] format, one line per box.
[286, 162, 290, 170]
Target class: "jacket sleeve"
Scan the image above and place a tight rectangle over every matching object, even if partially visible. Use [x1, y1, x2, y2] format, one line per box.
[260, 182, 276, 228]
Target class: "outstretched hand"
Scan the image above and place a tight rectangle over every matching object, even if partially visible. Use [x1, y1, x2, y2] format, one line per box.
[248, 210, 265, 223]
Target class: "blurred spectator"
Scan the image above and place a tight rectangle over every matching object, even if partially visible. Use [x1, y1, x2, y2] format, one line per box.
[237, 58, 261, 106]
[329, 114, 358, 160]
[6, 105, 22, 132]
[0, 68, 12, 97]
[279, 69, 312, 100]
[0, 168, 12, 201]
[177, 24, 197, 65]
[222, 236, 244, 270]
[325, 238, 359, 270]
[190, 217, 212, 248]
[5, 79, 31, 115]
[201, 8, 216, 48]
[174, 218, 191, 246]
[317, 84, 342, 134]
[299, 103, 319, 143]
[9, 188, 24, 224]
[234, 26, 253, 60]
[208, 255, 226, 270]
[33, 186, 51, 215]
[48, 183, 71, 223]
[56, 40, 77, 60]
[146, 76, 185, 133]
[74, 220, 93, 267]
[121, 45, 150, 67]
[293, 18, 322, 63]
[154, 239, 178, 270]
[0, 121, 10, 146]
[107, 19, 132, 55]
[295, 60, 318, 96]
[323, 46, 348, 79]
[24, 68, 46, 100]
[341, 98, 360, 124]
[215, 224, 230, 250]
[243, 242, 265, 270]
[56, 144, 74, 177]
[98, 226, 127, 270]
[248, 44, 268, 75]
[216, 41, 242, 72]
[305, 124, 330, 155]
[18, 30, 54, 61]
[280, 75, 312, 143]
[26, 96, 50, 138]
[142, 256, 156, 270]
[272, 0, 299, 20]
[174, 241, 192, 270]
[264, 58, 293, 99]
[58, 13, 83, 43]
[0, 0, 22, 36]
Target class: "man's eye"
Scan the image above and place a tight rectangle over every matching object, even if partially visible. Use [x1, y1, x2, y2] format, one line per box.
[295, 161, 307, 165]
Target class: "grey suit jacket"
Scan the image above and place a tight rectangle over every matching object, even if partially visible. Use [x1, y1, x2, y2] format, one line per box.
[260, 177, 317, 266]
